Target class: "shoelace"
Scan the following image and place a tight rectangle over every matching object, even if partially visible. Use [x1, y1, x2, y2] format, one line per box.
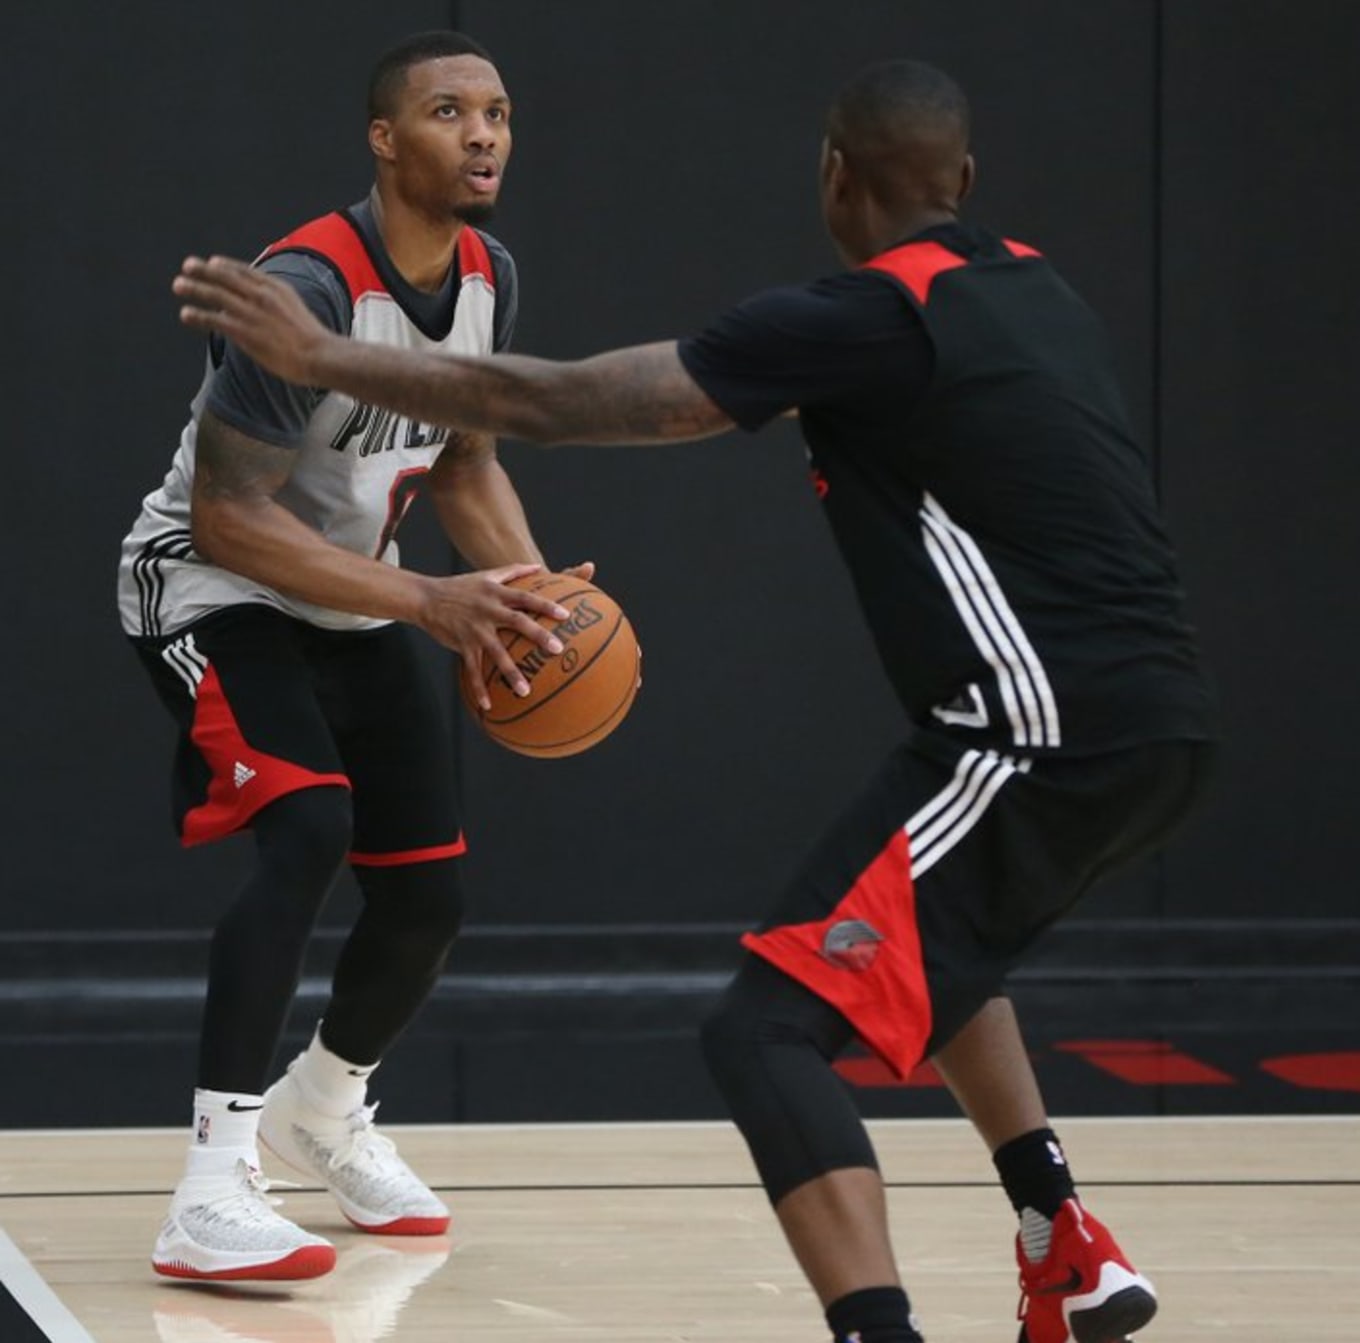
[201, 1163, 303, 1221]
[325, 1103, 399, 1174]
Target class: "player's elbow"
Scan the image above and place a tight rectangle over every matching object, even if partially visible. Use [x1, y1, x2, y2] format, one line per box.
[189, 496, 255, 566]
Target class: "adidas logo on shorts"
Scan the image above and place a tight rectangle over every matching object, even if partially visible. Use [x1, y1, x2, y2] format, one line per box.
[233, 761, 257, 789]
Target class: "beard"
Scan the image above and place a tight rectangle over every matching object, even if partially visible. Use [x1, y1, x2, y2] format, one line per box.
[453, 200, 498, 226]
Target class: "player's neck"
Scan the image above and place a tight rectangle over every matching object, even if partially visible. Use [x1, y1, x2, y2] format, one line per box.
[368, 185, 461, 294]
[872, 205, 959, 256]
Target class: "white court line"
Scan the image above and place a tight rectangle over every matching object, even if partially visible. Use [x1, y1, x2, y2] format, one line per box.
[2, 1113, 1359, 1139]
[0, 1226, 96, 1343]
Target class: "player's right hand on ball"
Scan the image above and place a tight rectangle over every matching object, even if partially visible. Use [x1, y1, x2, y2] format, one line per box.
[417, 564, 569, 709]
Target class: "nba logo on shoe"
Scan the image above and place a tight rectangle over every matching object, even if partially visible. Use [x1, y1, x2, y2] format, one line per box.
[196, 1114, 210, 1144]
[821, 919, 884, 971]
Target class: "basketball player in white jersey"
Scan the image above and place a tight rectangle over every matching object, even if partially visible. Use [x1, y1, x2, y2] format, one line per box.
[117, 31, 580, 1281]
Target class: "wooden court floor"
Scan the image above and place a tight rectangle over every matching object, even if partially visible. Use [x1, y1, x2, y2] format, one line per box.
[0, 1117, 1355, 1341]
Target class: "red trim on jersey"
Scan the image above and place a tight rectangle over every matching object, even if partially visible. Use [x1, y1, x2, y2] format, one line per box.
[261, 213, 387, 304]
[181, 665, 351, 847]
[741, 830, 932, 1079]
[456, 226, 494, 285]
[1004, 239, 1042, 258]
[864, 240, 968, 305]
[349, 837, 469, 867]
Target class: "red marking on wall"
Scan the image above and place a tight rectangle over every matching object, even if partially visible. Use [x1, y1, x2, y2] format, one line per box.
[1259, 1051, 1360, 1093]
[1054, 1039, 1236, 1086]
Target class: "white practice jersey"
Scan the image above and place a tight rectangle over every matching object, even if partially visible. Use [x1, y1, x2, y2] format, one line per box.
[118, 210, 503, 637]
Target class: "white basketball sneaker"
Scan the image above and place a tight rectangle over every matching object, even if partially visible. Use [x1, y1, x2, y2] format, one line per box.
[259, 1062, 450, 1235]
[151, 1158, 336, 1281]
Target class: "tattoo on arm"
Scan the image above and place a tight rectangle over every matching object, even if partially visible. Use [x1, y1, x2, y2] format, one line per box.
[553, 343, 733, 444]
[194, 409, 295, 502]
[318, 339, 733, 446]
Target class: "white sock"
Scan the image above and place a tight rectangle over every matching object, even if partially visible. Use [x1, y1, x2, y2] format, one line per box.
[184, 1087, 263, 1177]
[291, 1024, 378, 1119]
[1020, 1205, 1055, 1263]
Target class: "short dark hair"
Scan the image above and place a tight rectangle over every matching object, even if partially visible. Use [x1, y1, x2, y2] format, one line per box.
[828, 59, 970, 153]
[368, 31, 495, 120]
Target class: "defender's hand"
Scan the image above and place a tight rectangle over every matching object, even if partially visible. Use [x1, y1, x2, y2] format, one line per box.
[174, 255, 331, 385]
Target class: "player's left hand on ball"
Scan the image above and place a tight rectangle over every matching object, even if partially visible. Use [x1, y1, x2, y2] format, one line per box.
[173, 256, 327, 385]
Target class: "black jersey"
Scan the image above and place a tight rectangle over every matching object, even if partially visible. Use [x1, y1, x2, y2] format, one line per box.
[678, 223, 1216, 757]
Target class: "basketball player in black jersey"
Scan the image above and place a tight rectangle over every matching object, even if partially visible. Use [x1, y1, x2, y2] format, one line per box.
[176, 59, 1216, 1343]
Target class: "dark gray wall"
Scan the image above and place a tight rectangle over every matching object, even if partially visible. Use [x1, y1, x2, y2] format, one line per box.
[4, 1, 1357, 939]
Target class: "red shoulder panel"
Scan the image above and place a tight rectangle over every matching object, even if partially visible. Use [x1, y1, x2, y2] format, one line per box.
[1004, 239, 1042, 258]
[260, 213, 386, 304]
[457, 226, 495, 286]
[863, 240, 967, 304]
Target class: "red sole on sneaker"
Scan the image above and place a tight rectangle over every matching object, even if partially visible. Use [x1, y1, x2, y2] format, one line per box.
[152, 1243, 337, 1281]
[345, 1212, 451, 1236]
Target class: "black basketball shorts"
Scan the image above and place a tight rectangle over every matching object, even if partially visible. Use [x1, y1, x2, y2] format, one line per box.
[742, 727, 1215, 1077]
[131, 604, 464, 866]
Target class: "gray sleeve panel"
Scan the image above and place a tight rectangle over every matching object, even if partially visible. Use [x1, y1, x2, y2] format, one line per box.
[202, 253, 351, 448]
[483, 231, 519, 352]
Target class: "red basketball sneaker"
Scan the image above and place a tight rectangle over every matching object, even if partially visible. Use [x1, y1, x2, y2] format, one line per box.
[1016, 1199, 1158, 1343]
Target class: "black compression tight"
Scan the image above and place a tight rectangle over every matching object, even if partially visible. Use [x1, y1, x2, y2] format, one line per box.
[700, 955, 880, 1205]
[198, 787, 353, 1094]
[319, 854, 464, 1066]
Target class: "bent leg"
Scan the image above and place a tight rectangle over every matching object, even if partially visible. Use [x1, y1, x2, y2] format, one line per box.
[702, 956, 918, 1336]
[198, 785, 353, 1093]
[320, 856, 465, 1065]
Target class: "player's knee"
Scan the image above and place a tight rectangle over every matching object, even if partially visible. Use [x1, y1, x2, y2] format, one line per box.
[700, 991, 770, 1100]
[256, 786, 354, 891]
[356, 858, 465, 943]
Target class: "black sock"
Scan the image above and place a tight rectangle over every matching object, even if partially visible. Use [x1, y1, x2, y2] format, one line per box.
[992, 1127, 1077, 1219]
[825, 1285, 923, 1342]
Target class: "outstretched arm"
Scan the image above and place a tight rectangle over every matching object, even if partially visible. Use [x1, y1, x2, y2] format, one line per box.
[174, 256, 733, 447]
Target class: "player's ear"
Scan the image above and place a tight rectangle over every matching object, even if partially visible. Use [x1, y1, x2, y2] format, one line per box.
[369, 117, 396, 163]
[821, 139, 851, 203]
[958, 153, 976, 205]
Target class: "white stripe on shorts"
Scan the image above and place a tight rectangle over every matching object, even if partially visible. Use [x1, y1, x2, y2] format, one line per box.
[161, 633, 206, 699]
[906, 747, 1030, 879]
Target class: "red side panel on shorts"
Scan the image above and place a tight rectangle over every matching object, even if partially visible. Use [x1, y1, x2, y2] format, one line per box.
[181, 666, 351, 847]
[742, 830, 933, 1080]
[260, 213, 387, 305]
[349, 838, 468, 867]
[456, 226, 495, 286]
[863, 240, 968, 305]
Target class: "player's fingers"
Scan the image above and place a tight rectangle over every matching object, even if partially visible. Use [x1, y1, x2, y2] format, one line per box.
[483, 634, 533, 697]
[177, 255, 254, 299]
[498, 607, 564, 656]
[202, 255, 260, 287]
[172, 276, 238, 313]
[460, 654, 494, 712]
[487, 561, 543, 585]
[178, 305, 228, 332]
[561, 561, 596, 581]
[511, 588, 570, 623]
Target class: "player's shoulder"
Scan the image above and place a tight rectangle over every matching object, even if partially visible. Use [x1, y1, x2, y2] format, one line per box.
[733, 267, 921, 333]
[469, 228, 517, 290]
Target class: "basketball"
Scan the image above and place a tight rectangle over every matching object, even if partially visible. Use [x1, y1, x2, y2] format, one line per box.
[461, 572, 641, 758]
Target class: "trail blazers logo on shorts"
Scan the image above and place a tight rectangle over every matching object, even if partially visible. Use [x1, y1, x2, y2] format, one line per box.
[821, 919, 884, 971]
